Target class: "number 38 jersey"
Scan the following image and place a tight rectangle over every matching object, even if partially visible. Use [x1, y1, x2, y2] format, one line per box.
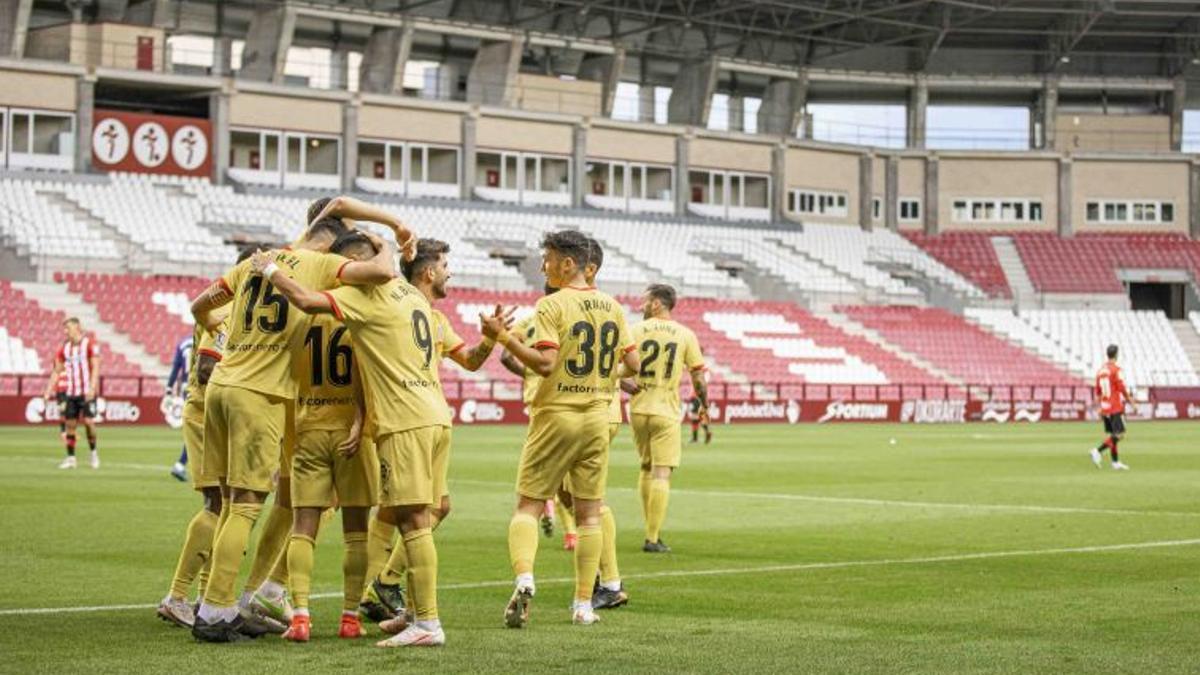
[295, 313, 358, 433]
[629, 318, 706, 419]
[210, 248, 349, 400]
[530, 286, 636, 413]
[325, 278, 451, 437]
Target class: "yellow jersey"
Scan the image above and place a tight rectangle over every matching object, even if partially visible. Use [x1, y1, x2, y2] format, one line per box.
[295, 313, 359, 432]
[630, 317, 706, 419]
[432, 308, 466, 360]
[529, 286, 636, 413]
[209, 248, 349, 399]
[186, 320, 227, 403]
[511, 314, 540, 406]
[326, 278, 451, 436]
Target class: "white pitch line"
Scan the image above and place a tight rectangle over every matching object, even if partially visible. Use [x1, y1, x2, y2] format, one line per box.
[450, 478, 1200, 519]
[2, 537, 1198, 618]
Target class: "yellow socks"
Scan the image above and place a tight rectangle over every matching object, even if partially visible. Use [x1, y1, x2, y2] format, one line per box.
[638, 470, 652, 521]
[266, 537, 289, 588]
[243, 503, 291, 593]
[378, 527, 411, 587]
[203, 502, 262, 607]
[286, 534, 316, 611]
[646, 478, 671, 542]
[402, 528, 439, 621]
[197, 502, 229, 598]
[168, 508, 218, 600]
[363, 516, 396, 599]
[508, 513, 539, 577]
[573, 524, 602, 602]
[342, 532, 368, 613]
[598, 505, 620, 585]
[555, 499, 577, 535]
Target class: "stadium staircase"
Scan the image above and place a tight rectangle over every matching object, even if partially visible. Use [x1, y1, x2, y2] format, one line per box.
[10, 281, 170, 379]
[990, 236, 1037, 307]
[38, 191, 147, 268]
[1171, 319, 1200, 375]
[819, 310, 960, 385]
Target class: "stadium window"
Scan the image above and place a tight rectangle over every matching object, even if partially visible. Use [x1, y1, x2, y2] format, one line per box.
[389, 144, 405, 182]
[953, 200, 968, 221]
[1087, 199, 1175, 224]
[1161, 202, 1174, 222]
[872, 197, 882, 221]
[791, 189, 847, 217]
[1086, 201, 1100, 222]
[899, 198, 921, 222]
[952, 198, 1041, 223]
[10, 111, 29, 153]
[357, 141, 386, 179]
[425, 146, 459, 184]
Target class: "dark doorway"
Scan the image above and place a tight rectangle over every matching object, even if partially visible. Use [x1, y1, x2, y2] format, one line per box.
[1128, 282, 1185, 318]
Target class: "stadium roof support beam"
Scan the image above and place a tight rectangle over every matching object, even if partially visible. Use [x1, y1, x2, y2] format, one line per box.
[667, 58, 719, 127]
[359, 24, 414, 95]
[1031, 77, 1058, 150]
[467, 36, 524, 107]
[757, 69, 807, 137]
[96, 0, 130, 22]
[906, 75, 928, 150]
[1057, 158, 1072, 238]
[239, 4, 297, 84]
[0, 0, 32, 59]
[577, 47, 626, 118]
[924, 155, 938, 236]
[1045, 0, 1114, 72]
[1170, 77, 1186, 152]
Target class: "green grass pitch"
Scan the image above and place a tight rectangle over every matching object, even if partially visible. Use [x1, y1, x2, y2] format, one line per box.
[1, 421, 1198, 673]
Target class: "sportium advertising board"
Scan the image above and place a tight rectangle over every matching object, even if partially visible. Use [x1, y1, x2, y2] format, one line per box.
[91, 109, 212, 177]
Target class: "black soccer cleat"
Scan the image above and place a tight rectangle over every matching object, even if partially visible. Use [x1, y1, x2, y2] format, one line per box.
[642, 539, 672, 553]
[192, 616, 253, 643]
[591, 585, 629, 610]
[371, 577, 406, 617]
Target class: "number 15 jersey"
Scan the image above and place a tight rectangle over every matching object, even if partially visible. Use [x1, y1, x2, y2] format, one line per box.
[530, 286, 636, 414]
[630, 318, 706, 419]
[209, 248, 349, 400]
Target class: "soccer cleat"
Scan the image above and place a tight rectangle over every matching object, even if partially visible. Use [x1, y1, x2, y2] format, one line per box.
[250, 589, 294, 624]
[563, 532, 578, 551]
[642, 539, 671, 553]
[1112, 462, 1130, 470]
[503, 584, 534, 629]
[282, 614, 311, 642]
[89, 451, 100, 469]
[378, 611, 413, 635]
[239, 606, 286, 635]
[572, 606, 601, 625]
[375, 624, 445, 648]
[339, 614, 367, 639]
[370, 578, 406, 618]
[192, 615, 254, 643]
[171, 462, 188, 482]
[591, 585, 629, 610]
[1089, 448, 1103, 468]
[58, 456, 76, 470]
[157, 596, 195, 628]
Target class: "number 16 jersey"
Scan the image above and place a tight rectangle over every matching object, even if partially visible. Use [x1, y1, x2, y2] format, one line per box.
[630, 318, 706, 419]
[530, 286, 636, 414]
[210, 248, 349, 400]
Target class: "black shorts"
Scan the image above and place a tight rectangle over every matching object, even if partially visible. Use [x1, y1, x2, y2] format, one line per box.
[1102, 413, 1125, 435]
[55, 392, 67, 412]
[63, 396, 96, 420]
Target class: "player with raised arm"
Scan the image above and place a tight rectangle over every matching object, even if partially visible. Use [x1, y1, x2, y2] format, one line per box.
[189, 206, 406, 643]
[1090, 344, 1132, 471]
[629, 284, 708, 553]
[43, 318, 100, 470]
[481, 230, 640, 628]
[167, 332, 193, 481]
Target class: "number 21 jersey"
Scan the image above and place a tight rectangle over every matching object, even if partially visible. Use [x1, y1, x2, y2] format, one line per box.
[630, 318, 706, 419]
[209, 248, 349, 400]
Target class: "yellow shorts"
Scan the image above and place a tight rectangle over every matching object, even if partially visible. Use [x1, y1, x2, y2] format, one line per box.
[201, 383, 287, 493]
[182, 397, 218, 491]
[376, 425, 450, 507]
[563, 423, 619, 496]
[291, 428, 380, 508]
[279, 400, 296, 479]
[632, 413, 681, 470]
[518, 408, 608, 501]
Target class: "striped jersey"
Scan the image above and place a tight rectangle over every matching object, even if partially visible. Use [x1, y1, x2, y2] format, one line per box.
[57, 337, 97, 397]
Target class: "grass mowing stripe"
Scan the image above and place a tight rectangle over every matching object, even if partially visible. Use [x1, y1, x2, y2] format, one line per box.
[4, 537, 1197, 618]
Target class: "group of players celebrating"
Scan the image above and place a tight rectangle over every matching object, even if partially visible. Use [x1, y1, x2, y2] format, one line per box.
[155, 195, 710, 647]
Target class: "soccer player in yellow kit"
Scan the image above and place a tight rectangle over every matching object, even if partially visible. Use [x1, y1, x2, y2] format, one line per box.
[480, 230, 640, 628]
[157, 308, 228, 627]
[189, 212, 403, 642]
[629, 283, 708, 553]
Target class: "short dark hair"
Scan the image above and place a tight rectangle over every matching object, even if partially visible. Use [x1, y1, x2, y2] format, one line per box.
[331, 231, 377, 260]
[586, 237, 604, 271]
[541, 230, 591, 269]
[307, 197, 334, 226]
[63, 317, 81, 327]
[236, 244, 260, 263]
[306, 216, 349, 243]
[646, 283, 677, 310]
[402, 239, 450, 282]
[1107, 344, 1119, 359]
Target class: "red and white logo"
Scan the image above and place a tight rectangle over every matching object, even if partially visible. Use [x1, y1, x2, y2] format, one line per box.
[818, 400, 889, 423]
[132, 122, 169, 167]
[92, 118, 130, 165]
[172, 125, 208, 171]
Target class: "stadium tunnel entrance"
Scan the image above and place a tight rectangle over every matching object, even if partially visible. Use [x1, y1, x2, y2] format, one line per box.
[1127, 281, 1193, 319]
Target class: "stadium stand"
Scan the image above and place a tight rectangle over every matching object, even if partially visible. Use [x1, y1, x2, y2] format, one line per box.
[903, 232, 1011, 298]
[1012, 233, 1200, 294]
[0, 179, 122, 260]
[838, 305, 1082, 385]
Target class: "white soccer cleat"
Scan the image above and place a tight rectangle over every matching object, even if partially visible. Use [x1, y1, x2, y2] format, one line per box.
[250, 588, 294, 624]
[58, 456, 76, 470]
[157, 595, 196, 628]
[1112, 462, 1130, 471]
[89, 451, 100, 469]
[1089, 448, 1103, 468]
[571, 605, 600, 626]
[374, 624, 445, 647]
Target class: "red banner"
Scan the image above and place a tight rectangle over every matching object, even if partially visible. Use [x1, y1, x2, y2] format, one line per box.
[92, 109, 212, 177]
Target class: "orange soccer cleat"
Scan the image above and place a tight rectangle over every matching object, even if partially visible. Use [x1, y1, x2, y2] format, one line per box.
[282, 614, 311, 642]
[563, 532, 578, 551]
[339, 614, 366, 639]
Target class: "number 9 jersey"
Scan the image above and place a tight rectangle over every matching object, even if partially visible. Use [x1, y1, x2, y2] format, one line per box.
[629, 318, 706, 419]
[209, 248, 350, 400]
[529, 286, 637, 413]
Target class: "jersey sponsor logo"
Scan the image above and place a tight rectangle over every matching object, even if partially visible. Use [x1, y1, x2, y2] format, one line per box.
[817, 400, 889, 423]
[900, 400, 966, 424]
[459, 399, 506, 424]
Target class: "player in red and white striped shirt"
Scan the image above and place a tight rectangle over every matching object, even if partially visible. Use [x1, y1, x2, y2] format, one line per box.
[42, 318, 101, 469]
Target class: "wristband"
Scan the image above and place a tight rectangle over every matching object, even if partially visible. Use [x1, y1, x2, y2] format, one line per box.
[495, 330, 512, 347]
[263, 262, 279, 280]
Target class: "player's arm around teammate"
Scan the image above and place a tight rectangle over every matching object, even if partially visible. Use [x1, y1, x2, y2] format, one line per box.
[309, 195, 418, 262]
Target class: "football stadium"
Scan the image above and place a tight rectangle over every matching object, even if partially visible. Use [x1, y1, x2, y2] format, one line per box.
[1, 0, 1200, 671]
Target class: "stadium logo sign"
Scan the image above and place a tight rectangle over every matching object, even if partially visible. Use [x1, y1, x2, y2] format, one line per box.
[725, 401, 788, 423]
[171, 125, 208, 171]
[458, 399, 505, 424]
[1154, 402, 1179, 419]
[1188, 403, 1200, 419]
[817, 400, 889, 423]
[93, 118, 131, 165]
[900, 399, 966, 424]
[99, 398, 142, 423]
[979, 401, 1011, 423]
[132, 122, 170, 168]
[159, 395, 185, 429]
[1049, 401, 1086, 421]
[785, 400, 801, 424]
[1012, 401, 1043, 423]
